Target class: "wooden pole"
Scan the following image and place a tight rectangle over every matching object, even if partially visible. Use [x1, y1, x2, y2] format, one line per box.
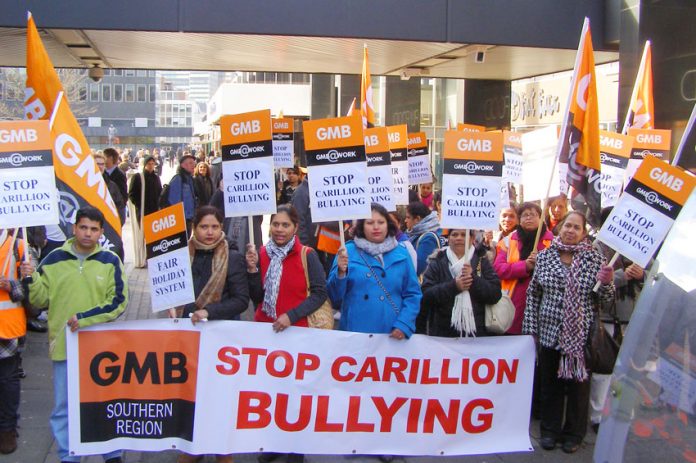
[338, 220, 346, 249]
[2, 229, 19, 277]
[248, 215, 255, 247]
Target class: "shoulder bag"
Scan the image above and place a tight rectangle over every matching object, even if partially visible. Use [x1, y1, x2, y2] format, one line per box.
[586, 297, 621, 374]
[479, 246, 515, 334]
[300, 246, 334, 330]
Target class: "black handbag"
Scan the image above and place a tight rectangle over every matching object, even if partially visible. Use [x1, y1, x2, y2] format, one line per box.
[586, 297, 621, 375]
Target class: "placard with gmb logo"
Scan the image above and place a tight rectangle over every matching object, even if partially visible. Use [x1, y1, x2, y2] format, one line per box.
[441, 131, 504, 230]
[143, 203, 195, 312]
[387, 125, 409, 205]
[599, 130, 633, 208]
[364, 127, 395, 212]
[272, 117, 294, 168]
[0, 120, 59, 228]
[220, 110, 276, 218]
[303, 114, 370, 222]
[625, 128, 671, 186]
[597, 155, 696, 268]
[407, 132, 432, 185]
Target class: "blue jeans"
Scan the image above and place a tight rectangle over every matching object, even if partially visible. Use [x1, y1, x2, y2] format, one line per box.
[52, 361, 122, 462]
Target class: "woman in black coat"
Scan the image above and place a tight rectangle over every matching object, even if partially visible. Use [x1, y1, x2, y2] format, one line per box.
[193, 162, 214, 206]
[419, 229, 501, 337]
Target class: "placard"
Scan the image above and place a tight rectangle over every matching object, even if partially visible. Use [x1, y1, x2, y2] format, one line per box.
[220, 110, 276, 218]
[303, 114, 370, 222]
[0, 120, 59, 228]
[387, 125, 409, 205]
[521, 126, 562, 201]
[441, 131, 504, 230]
[272, 117, 294, 168]
[457, 123, 485, 133]
[66, 319, 535, 457]
[143, 203, 195, 312]
[503, 131, 523, 184]
[625, 128, 671, 186]
[365, 127, 395, 211]
[407, 132, 433, 185]
[599, 131, 633, 208]
[597, 156, 696, 268]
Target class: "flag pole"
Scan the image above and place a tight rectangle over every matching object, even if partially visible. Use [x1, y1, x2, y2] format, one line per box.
[533, 18, 589, 249]
[248, 216, 255, 248]
[49, 91, 64, 131]
[2, 229, 19, 276]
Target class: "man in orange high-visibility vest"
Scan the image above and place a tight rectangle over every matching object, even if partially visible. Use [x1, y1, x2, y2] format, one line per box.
[0, 230, 33, 455]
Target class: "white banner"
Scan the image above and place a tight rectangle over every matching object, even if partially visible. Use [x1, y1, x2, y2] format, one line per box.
[0, 162, 59, 228]
[368, 164, 396, 212]
[500, 182, 511, 209]
[600, 162, 627, 208]
[148, 246, 195, 312]
[222, 156, 277, 217]
[521, 126, 561, 201]
[441, 175, 502, 230]
[308, 163, 370, 222]
[391, 161, 409, 205]
[408, 155, 432, 185]
[67, 319, 535, 457]
[272, 139, 294, 168]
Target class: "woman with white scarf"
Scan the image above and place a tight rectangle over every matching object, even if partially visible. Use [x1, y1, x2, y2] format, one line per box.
[418, 229, 502, 337]
[328, 203, 421, 340]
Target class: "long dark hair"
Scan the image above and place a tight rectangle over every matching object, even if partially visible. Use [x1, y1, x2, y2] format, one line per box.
[354, 203, 399, 239]
[193, 205, 223, 227]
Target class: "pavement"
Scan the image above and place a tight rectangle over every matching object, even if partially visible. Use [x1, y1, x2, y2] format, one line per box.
[1, 165, 601, 462]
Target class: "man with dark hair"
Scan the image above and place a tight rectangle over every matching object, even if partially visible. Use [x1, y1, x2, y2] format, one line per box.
[102, 148, 127, 226]
[167, 153, 197, 234]
[25, 206, 128, 463]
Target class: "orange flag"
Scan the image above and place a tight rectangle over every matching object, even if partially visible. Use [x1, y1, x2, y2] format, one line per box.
[25, 12, 123, 255]
[622, 41, 654, 133]
[360, 45, 376, 129]
[558, 18, 601, 225]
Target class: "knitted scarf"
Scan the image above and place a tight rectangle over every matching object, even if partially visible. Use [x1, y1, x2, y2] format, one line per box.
[553, 236, 594, 381]
[446, 246, 476, 337]
[353, 236, 398, 261]
[188, 232, 228, 312]
[408, 211, 440, 238]
[262, 236, 296, 319]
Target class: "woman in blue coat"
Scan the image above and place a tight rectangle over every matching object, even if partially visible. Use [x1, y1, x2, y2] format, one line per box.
[328, 203, 421, 339]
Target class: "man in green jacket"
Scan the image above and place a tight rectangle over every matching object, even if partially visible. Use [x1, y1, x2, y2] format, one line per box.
[26, 206, 128, 463]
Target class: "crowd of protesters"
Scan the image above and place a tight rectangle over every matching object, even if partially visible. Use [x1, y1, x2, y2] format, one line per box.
[0, 145, 646, 462]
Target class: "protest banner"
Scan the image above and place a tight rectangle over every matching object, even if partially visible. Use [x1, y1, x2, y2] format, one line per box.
[521, 126, 562, 201]
[220, 110, 276, 222]
[0, 120, 59, 228]
[441, 131, 504, 230]
[599, 131, 633, 208]
[503, 131, 523, 185]
[625, 128, 671, 185]
[272, 117, 294, 168]
[303, 114, 370, 222]
[143, 203, 195, 312]
[67, 319, 535, 456]
[364, 127, 396, 211]
[407, 132, 433, 185]
[457, 123, 485, 133]
[387, 125, 409, 205]
[26, 13, 123, 256]
[597, 155, 696, 268]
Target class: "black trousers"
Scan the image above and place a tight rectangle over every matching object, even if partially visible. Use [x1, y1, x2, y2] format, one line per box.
[538, 346, 591, 444]
[0, 354, 20, 431]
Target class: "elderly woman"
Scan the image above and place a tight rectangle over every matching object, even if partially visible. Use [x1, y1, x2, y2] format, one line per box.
[405, 201, 442, 276]
[494, 202, 553, 335]
[418, 229, 501, 337]
[523, 211, 615, 454]
[328, 203, 421, 339]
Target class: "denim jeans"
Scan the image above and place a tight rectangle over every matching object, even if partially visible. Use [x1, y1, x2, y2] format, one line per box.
[0, 353, 20, 431]
[52, 361, 122, 462]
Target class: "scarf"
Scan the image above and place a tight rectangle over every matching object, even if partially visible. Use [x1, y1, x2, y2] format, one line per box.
[408, 211, 440, 238]
[446, 246, 476, 337]
[421, 192, 433, 208]
[516, 224, 547, 260]
[353, 236, 398, 258]
[262, 236, 296, 319]
[553, 236, 594, 381]
[187, 232, 228, 312]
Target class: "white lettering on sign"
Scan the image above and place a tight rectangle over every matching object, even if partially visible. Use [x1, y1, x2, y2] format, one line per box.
[317, 126, 351, 140]
[152, 215, 177, 233]
[0, 129, 38, 144]
[54, 133, 82, 166]
[231, 121, 261, 136]
[388, 132, 400, 143]
[23, 87, 47, 120]
[457, 139, 492, 152]
[637, 133, 662, 144]
[507, 135, 521, 144]
[408, 136, 423, 145]
[649, 168, 684, 192]
[600, 135, 623, 150]
[365, 135, 379, 147]
[273, 121, 289, 130]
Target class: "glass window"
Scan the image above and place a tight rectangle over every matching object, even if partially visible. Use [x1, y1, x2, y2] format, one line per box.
[149, 70, 157, 77]
[78, 85, 87, 101]
[277, 73, 290, 84]
[113, 84, 123, 102]
[125, 69, 135, 77]
[137, 85, 146, 102]
[0, 82, 4, 100]
[149, 84, 156, 102]
[125, 84, 135, 102]
[137, 70, 147, 77]
[114, 69, 123, 76]
[101, 84, 111, 102]
[90, 84, 99, 102]
[103, 69, 111, 76]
